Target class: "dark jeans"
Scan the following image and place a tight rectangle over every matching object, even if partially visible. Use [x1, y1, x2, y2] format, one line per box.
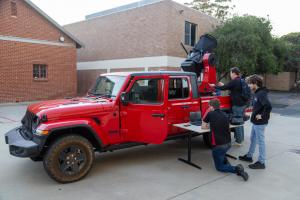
[212, 144, 236, 173]
[232, 105, 246, 143]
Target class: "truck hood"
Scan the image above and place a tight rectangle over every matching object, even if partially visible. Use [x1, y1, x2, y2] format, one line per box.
[27, 97, 114, 121]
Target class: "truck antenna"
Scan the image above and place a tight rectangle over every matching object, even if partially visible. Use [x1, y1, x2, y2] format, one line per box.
[180, 42, 189, 55]
[218, 71, 229, 82]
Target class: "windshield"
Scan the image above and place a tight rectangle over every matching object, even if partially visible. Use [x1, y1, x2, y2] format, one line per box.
[90, 75, 126, 97]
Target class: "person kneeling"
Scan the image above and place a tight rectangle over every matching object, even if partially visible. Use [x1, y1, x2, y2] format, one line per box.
[202, 99, 249, 181]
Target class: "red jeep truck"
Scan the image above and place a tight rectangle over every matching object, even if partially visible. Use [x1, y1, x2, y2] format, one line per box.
[5, 34, 243, 183]
[5, 71, 232, 183]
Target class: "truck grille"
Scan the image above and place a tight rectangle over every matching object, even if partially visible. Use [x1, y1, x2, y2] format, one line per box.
[21, 110, 37, 139]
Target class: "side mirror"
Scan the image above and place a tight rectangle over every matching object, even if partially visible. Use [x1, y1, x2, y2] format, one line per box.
[120, 92, 129, 106]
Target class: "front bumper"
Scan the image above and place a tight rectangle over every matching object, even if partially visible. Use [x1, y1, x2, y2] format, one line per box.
[5, 127, 46, 158]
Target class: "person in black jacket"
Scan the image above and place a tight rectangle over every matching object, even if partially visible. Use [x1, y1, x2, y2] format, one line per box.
[210, 67, 247, 146]
[239, 75, 272, 169]
[202, 99, 249, 181]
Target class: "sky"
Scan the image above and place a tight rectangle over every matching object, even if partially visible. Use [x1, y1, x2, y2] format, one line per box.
[30, 0, 300, 36]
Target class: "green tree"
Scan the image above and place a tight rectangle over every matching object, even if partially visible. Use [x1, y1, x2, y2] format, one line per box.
[272, 38, 289, 73]
[185, 0, 235, 22]
[210, 15, 284, 75]
[281, 32, 300, 72]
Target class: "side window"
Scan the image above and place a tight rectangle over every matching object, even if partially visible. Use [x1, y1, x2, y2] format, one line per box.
[168, 78, 190, 99]
[128, 78, 164, 104]
[33, 64, 48, 79]
[185, 21, 197, 46]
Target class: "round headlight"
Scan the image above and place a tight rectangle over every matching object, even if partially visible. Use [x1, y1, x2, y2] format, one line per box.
[32, 116, 40, 130]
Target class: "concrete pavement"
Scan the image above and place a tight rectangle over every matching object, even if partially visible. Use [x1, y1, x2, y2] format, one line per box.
[0, 99, 300, 200]
[270, 91, 300, 117]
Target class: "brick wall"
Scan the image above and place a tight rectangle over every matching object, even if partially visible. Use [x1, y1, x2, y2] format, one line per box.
[265, 72, 296, 91]
[166, 1, 218, 57]
[0, 0, 74, 43]
[64, 0, 218, 62]
[0, 0, 77, 103]
[64, 0, 217, 95]
[0, 40, 77, 103]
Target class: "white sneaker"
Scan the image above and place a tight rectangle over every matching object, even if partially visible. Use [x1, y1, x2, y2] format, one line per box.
[232, 142, 243, 147]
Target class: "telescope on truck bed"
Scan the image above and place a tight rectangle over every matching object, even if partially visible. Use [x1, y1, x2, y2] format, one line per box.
[181, 34, 218, 95]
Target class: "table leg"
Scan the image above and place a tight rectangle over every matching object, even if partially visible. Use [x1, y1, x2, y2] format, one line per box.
[178, 132, 202, 170]
[226, 154, 237, 160]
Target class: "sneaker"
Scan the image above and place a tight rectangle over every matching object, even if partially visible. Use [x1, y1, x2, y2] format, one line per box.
[239, 154, 253, 163]
[232, 141, 243, 147]
[238, 171, 249, 181]
[235, 164, 249, 181]
[235, 164, 244, 173]
[249, 161, 265, 169]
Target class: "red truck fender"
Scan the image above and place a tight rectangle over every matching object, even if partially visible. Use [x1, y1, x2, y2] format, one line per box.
[38, 119, 105, 150]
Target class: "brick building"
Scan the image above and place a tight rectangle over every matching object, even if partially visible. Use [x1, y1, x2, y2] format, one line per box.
[65, 0, 218, 94]
[0, 0, 82, 103]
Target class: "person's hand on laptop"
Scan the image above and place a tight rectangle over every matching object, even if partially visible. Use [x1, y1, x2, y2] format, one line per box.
[201, 121, 209, 129]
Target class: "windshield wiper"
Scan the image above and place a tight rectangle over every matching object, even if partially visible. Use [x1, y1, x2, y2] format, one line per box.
[87, 90, 97, 96]
[87, 91, 116, 99]
[98, 93, 112, 98]
[95, 93, 116, 98]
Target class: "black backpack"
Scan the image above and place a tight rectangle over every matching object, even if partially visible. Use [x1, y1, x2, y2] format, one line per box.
[240, 79, 251, 102]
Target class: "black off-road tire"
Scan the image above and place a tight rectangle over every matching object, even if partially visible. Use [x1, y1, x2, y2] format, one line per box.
[43, 135, 94, 183]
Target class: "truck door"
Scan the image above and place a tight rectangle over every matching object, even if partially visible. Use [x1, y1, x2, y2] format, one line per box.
[167, 76, 199, 135]
[120, 75, 168, 144]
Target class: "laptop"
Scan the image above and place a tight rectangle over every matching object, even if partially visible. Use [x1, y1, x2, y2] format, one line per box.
[190, 112, 202, 126]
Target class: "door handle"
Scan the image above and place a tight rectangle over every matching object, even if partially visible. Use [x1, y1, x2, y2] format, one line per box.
[152, 113, 165, 118]
[181, 105, 190, 109]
